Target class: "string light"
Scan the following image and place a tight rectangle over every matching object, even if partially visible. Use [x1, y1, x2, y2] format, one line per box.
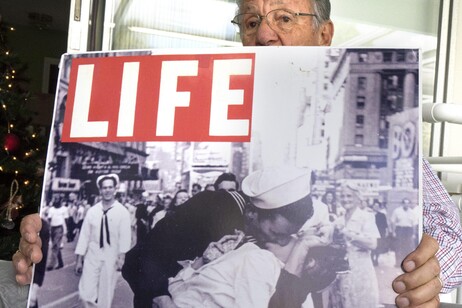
[1, 21, 47, 235]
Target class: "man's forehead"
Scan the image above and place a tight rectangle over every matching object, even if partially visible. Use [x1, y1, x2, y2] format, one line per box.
[240, 0, 311, 12]
[100, 180, 115, 187]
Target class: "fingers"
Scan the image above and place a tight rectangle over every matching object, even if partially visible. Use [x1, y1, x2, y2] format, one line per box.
[394, 278, 441, 307]
[74, 265, 82, 276]
[15, 267, 34, 286]
[393, 255, 440, 291]
[20, 213, 42, 244]
[12, 250, 34, 285]
[392, 234, 441, 307]
[18, 236, 43, 265]
[211, 242, 225, 253]
[12, 214, 44, 286]
[217, 234, 240, 244]
[401, 234, 438, 273]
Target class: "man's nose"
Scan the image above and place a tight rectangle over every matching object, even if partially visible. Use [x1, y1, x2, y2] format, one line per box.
[255, 19, 279, 46]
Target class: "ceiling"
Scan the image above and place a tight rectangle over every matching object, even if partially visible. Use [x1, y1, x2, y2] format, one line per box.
[0, 0, 70, 32]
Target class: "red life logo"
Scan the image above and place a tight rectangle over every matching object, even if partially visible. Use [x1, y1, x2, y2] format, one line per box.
[61, 53, 255, 142]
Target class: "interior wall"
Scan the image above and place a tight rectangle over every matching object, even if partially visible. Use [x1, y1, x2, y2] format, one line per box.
[7, 25, 68, 126]
[331, 0, 439, 36]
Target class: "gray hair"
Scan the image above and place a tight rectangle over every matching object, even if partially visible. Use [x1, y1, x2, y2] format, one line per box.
[311, 0, 331, 29]
[235, 0, 331, 30]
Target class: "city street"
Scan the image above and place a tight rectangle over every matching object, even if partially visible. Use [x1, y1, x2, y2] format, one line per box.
[36, 239, 134, 308]
[34, 234, 401, 308]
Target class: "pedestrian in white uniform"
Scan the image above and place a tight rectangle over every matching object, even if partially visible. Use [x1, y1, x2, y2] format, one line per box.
[74, 174, 131, 308]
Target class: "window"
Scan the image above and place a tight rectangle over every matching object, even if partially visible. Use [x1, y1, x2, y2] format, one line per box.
[396, 51, 406, 62]
[356, 115, 364, 128]
[358, 77, 367, 90]
[386, 75, 400, 90]
[358, 52, 369, 62]
[354, 134, 364, 146]
[383, 51, 393, 62]
[379, 135, 387, 148]
[357, 96, 366, 109]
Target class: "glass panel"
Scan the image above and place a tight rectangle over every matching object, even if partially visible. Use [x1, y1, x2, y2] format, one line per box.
[107, 0, 240, 50]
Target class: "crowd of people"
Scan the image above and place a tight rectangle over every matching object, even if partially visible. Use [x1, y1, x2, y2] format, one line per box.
[26, 166, 423, 308]
[26, 171, 242, 307]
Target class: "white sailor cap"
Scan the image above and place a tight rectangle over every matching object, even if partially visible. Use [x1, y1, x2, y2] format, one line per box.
[241, 165, 311, 209]
[96, 173, 120, 188]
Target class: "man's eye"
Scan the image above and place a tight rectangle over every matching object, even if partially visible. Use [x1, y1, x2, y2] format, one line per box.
[274, 12, 294, 23]
[245, 19, 259, 29]
[282, 15, 292, 23]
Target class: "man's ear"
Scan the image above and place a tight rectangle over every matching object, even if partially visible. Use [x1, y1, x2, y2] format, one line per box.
[319, 20, 334, 46]
[245, 209, 258, 221]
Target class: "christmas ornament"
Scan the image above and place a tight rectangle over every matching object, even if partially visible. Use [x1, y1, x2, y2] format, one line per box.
[3, 132, 20, 152]
[0, 179, 21, 230]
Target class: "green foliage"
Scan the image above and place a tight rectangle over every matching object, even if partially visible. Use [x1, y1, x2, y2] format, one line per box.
[0, 21, 48, 255]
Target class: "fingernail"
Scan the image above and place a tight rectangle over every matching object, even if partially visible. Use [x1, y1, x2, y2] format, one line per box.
[394, 281, 406, 293]
[396, 296, 410, 307]
[25, 232, 31, 242]
[403, 260, 415, 272]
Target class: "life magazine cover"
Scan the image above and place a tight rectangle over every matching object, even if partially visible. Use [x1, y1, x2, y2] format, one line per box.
[29, 47, 421, 308]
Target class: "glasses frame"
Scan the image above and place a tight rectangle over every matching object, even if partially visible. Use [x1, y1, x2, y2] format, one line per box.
[231, 9, 318, 35]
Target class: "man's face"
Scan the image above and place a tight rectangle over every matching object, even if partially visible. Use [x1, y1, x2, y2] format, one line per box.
[249, 213, 300, 246]
[238, 0, 333, 46]
[99, 179, 117, 202]
[217, 180, 237, 191]
[402, 200, 411, 210]
[175, 191, 190, 206]
[192, 186, 201, 195]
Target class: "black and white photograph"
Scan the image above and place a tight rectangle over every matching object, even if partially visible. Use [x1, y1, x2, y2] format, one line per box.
[29, 47, 421, 308]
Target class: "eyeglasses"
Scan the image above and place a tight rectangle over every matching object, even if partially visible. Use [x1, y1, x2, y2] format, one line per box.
[231, 9, 318, 36]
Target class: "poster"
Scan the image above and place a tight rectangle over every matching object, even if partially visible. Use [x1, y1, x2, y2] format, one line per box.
[29, 47, 421, 308]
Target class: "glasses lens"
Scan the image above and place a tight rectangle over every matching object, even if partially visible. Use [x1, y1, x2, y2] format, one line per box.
[267, 9, 296, 32]
[233, 13, 261, 35]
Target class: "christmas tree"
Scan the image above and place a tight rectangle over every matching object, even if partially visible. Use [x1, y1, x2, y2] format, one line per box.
[0, 19, 48, 259]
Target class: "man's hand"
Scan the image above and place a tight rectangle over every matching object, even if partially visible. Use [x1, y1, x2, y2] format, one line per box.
[75, 255, 84, 275]
[116, 253, 125, 271]
[392, 234, 441, 307]
[12, 213, 43, 285]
